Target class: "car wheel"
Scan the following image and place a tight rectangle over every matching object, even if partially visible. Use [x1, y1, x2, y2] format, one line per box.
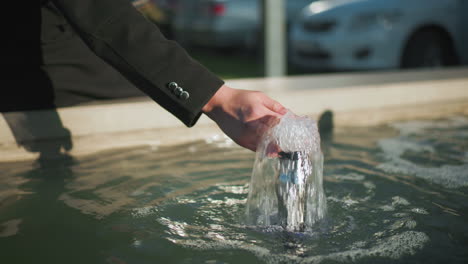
[401, 29, 458, 69]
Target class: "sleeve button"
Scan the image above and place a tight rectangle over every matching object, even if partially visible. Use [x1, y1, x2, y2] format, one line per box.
[180, 91, 190, 100]
[174, 86, 183, 96]
[167, 82, 178, 91]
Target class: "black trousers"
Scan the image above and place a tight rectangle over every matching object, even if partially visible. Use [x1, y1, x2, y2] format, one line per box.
[1, 2, 143, 112]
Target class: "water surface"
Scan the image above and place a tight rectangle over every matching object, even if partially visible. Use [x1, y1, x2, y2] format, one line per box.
[1, 116, 467, 263]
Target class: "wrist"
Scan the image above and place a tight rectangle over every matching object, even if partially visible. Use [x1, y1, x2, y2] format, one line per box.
[202, 84, 231, 115]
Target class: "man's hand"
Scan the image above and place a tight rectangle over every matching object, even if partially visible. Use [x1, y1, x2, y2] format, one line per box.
[202, 85, 287, 151]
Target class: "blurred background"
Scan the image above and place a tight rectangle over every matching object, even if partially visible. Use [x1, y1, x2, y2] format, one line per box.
[132, 0, 468, 79]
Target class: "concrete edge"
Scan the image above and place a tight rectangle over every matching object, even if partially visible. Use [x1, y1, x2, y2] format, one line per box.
[1, 74, 468, 162]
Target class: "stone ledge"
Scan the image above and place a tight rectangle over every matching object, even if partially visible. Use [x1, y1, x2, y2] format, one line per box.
[1, 72, 467, 162]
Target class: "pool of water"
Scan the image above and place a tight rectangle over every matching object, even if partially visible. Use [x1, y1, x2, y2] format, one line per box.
[1, 116, 467, 263]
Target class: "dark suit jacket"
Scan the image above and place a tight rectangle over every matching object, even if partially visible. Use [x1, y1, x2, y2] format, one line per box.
[1, 0, 223, 127]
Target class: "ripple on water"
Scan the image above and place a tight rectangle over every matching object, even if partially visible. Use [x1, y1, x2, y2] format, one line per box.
[378, 117, 468, 188]
[152, 202, 429, 264]
[4, 117, 468, 263]
[77, 117, 467, 262]
[161, 231, 429, 264]
[128, 173, 429, 263]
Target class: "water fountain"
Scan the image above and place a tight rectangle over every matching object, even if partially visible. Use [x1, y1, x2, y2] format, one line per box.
[245, 112, 327, 232]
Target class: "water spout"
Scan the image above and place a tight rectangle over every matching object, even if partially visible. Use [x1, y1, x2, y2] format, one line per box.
[245, 112, 327, 232]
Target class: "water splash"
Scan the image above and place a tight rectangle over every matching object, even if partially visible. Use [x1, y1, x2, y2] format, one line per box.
[245, 112, 327, 232]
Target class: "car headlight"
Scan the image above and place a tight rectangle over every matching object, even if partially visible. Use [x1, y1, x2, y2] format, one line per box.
[349, 10, 402, 32]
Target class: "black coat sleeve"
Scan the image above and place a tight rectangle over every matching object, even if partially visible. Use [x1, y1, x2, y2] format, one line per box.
[50, 0, 224, 127]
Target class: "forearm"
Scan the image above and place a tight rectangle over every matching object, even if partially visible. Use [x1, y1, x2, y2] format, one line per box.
[51, 0, 223, 126]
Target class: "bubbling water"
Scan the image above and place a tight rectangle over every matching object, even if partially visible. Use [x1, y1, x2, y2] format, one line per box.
[245, 112, 327, 232]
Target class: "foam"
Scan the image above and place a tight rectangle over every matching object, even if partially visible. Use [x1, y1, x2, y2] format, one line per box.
[391, 116, 468, 136]
[378, 157, 468, 188]
[411, 208, 429, 215]
[378, 117, 468, 188]
[269, 112, 321, 154]
[378, 138, 468, 188]
[172, 231, 429, 263]
[131, 206, 158, 218]
[392, 196, 410, 206]
[333, 173, 366, 181]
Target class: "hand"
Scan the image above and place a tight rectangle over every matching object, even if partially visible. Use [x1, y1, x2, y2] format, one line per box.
[202, 85, 287, 151]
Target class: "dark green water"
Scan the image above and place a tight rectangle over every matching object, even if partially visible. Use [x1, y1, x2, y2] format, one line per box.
[1, 116, 467, 264]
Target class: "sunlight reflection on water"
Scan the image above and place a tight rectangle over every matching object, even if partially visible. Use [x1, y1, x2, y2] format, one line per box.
[1, 116, 467, 263]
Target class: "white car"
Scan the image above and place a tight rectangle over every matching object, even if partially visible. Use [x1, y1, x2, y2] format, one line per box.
[290, 0, 468, 70]
[172, 0, 315, 49]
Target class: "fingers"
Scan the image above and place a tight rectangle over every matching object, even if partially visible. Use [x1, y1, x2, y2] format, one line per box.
[265, 142, 281, 157]
[216, 89, 287, 152]
[248, 116, 282, 153]
[247, 115, 280, 151]
[260, 114, 281, 128]
[263, 96, 288, 116]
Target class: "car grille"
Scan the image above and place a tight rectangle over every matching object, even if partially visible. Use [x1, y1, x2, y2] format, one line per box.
[303, 20, 336, 33]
